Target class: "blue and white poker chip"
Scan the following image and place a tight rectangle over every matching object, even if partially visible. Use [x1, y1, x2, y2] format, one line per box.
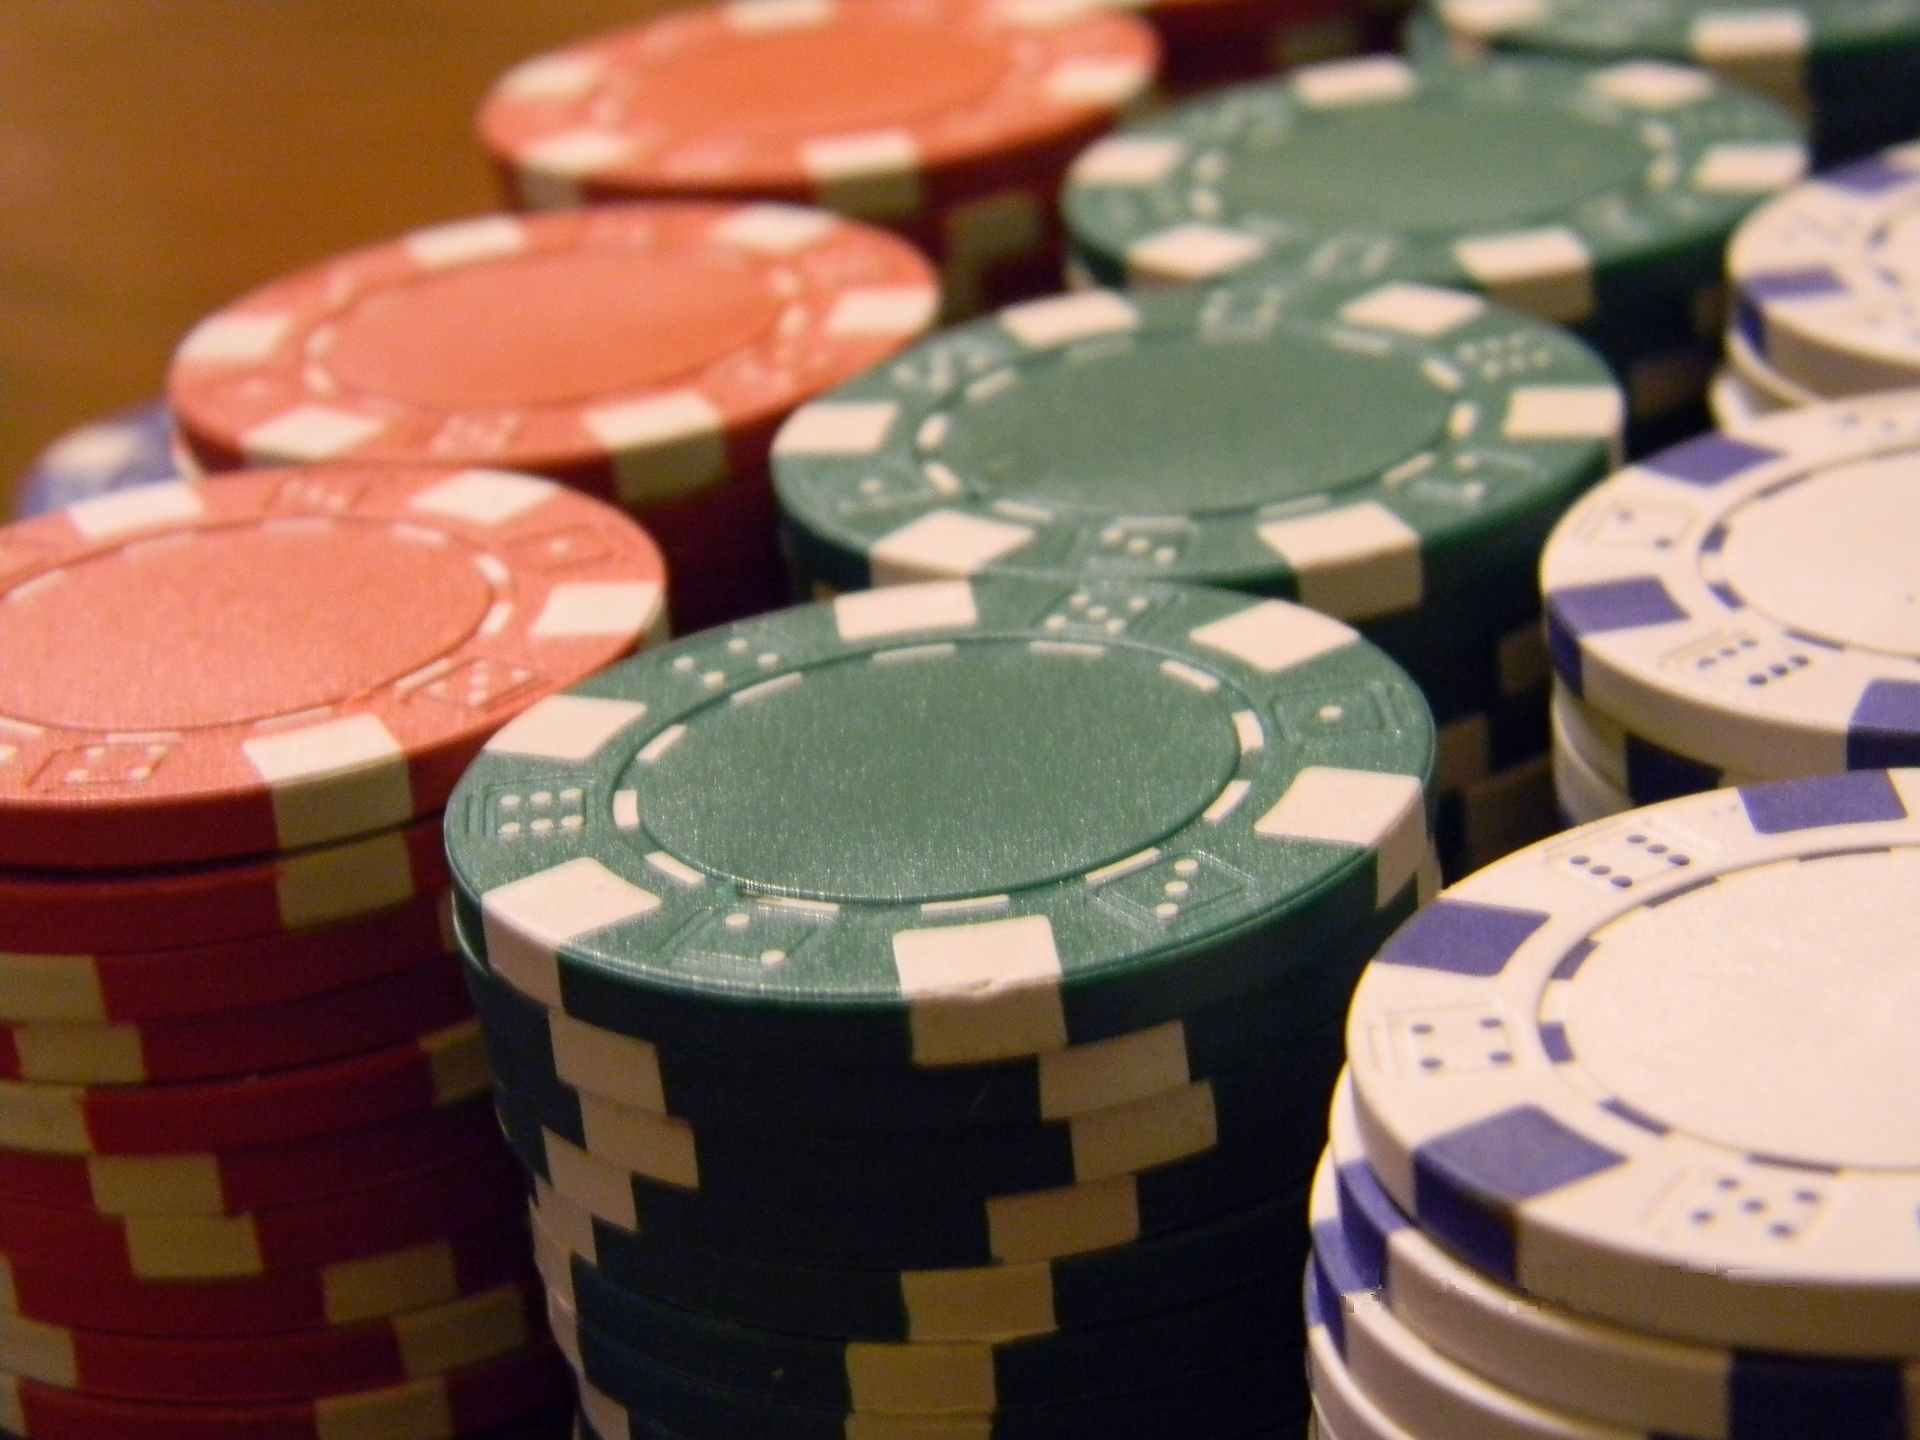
[1344, 769, 1920, 1356]
[15, 402, 183, 519]
[1323, 1073, 1920, 1440]
[1541, 391, 1920, 780]
[1730, 143, 1920, 397]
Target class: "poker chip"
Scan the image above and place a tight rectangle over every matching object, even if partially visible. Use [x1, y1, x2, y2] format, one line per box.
[1704, 366, 1778, 429]
[450, 577, 1433, 1068]
[1425, 0, 1920, 166]
[0, 1147, 523, 1280]
[13, 403, 183, 521]
[165, 206, 937, 632]
[461, 901, 1405, 1135]
[0, 1018, 487, 1157]
[1542, 392, 1920, 784]
[530, 1172, 1312, 1344]
[1547, 681, 1770, 810]
[0, 1280, 537, 1403]
[1322, 1075, 1920, 1440]
[0, 890, 453, 1025]
[0, 467, 667, 870]
[0, 1216, 535, 1338]
[771, 280, 1600, 877]
[1547, 702, 1631, 825]
[1729, 143, 1920, 397]
[1724, 327, 1821, 410]
[0, 1095, 500, 1217]
[474, 1, 1155, 315]
[0, 952, 472, 1085]
[542, 1225, 1294, 1413]
[0, 1337, 571, 1440]
[1344, 769, 1920, 1355]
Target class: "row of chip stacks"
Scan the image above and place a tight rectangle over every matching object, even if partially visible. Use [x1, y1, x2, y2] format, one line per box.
[1548, 142, 1920, 820]
[445, 574, 1442, 1440]
[0, 460, 680, 1439]
[1305, 766, 1920, 1440]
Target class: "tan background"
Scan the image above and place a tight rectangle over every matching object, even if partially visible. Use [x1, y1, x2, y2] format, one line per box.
[0, 1, 669, 503]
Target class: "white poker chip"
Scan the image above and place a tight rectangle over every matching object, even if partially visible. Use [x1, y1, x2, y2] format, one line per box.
[1345, 769, 1920, 1356]
[1731, 143, 1920, 397]
[1541, 391, 1920, 780]
[1321, 1074, 1920, 1440]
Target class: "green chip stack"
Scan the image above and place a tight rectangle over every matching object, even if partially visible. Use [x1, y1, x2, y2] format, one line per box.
[1410, 0, 1920, 169]
[1060, 51, 1806, 454]
[445, 576, 1438, 1440]
[771, 280, 1620, 878]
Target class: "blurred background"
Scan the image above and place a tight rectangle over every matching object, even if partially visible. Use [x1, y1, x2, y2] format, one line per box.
[0, 2, 671, 501]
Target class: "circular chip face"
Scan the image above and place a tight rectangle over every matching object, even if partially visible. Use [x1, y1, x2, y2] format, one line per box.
[1730, 144, 1920, 396]
[167, 205, 939, 494]
[449, 577, 1434, 1068]
[0, 466, 666, 870]
[0, 1279, 536, 1403]
[773, 281, 1620, 620]
[15, 403, 182, 521]
[1062, 54, 1804, 300]
[1542, 392, 1920, 778]
[0, 1338, 570, 1440]
[1321, 1076, 1920, 1439]
[0, 1019, 488, 1158]
[476, 0, 1156, 210]
[1346, 769, 1920, 1355]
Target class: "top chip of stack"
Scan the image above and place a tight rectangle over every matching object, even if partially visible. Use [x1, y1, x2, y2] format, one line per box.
[1421, 0, 1920, 166]
[475, 0, 1157, 314]
[1340, 769, 1920, 1361]
[14, 402, 185, 520]
[0, 466, 668, 871]
[1728, 141, 1920, 399]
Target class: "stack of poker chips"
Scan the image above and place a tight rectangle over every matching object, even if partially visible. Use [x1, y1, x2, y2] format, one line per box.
[444, 576, 1439, 1440]
[11, 402, 189, 520]
[1060, 51, 1807, 457]
[1542, 389, 1920, 823]
[770, 280, 1623, 880]
[1306, 769, 1920, 1440]
[473, 0, 1157, 319]
[165, 203, 938, 634]
[1410, 0, 1920, 169]
[1713, 141, 1920, 426]
[0, 462, 670, 1440]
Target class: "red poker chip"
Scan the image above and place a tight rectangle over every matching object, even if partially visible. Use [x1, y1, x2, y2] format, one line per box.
[0, 1095, 501, 1217]
[0, 1337, 571, 1440]
[0, 951, 473, 1086]
[0, 466, 666, 870]
[475, 0, 1156, 213]
[0, 889, 452, 1025]
[0, 1216, 533, 1338]
[0, 813, 448, 958]
[0, 1019, 489, 1158]
[0, 1280, 539, 1403]
[167, 205, 937, 498]
[0, 1148, 524, 1281]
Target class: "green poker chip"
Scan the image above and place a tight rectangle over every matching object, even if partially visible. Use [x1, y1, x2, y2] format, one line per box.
[771, 280, 1619, 626]
[447, 577, 1434, 1069]
[1061, 53, 1804, 315]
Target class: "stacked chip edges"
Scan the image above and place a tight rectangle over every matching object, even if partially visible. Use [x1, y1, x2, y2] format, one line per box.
[1412, 0, 1920, 169]
[1543, 388, 1920, 824]
[165, 202, 939, 635]
[444, 575, 1442, 1440]
[1305, 770, 1920, 1440]
[1717, 141, 1920, 423]
[1060, 51, 1807, 458]
[0, 462, 674, 1440]
[473, 0, 1157, 320]
[770, 279, 1626, 881]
